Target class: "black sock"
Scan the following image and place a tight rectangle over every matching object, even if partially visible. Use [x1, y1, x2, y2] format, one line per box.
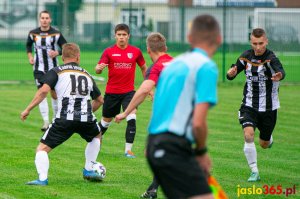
[125, 119, 136, 143]
[147, 176, 159, 191]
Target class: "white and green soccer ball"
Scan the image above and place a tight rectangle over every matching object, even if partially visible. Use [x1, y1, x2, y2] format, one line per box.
[92, 161, 106, 180]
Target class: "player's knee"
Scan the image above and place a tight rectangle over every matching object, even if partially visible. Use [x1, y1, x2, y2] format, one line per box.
[99, 118, 111, 135]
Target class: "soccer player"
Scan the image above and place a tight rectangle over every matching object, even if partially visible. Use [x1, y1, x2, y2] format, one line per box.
[146, 15, 221, 199]
[26, 10, 67, 131]
[115, 32, 173, 199]
[95, 23, 147, 158]
[20, 43, 104, 185]
[226, 28, 285, 182]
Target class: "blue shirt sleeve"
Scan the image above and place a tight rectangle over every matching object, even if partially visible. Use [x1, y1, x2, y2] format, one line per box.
[195, 62, 218, 106]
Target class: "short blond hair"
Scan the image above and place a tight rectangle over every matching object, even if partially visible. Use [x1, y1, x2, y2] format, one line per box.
[146, 32, 167, 53]
[62, 43, 80, 59]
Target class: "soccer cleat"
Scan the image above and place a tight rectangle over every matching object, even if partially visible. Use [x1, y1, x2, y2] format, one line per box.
[41, 122, 49, 132]
[26, 179, 48, 186]
[125, 150, 136, 158]
[247, 172, 260, 182]
[83, 168, 102, 181]
[140, 190, 157, 199]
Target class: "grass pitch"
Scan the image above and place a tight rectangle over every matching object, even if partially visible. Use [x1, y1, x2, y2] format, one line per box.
[0, 83, 299, 199]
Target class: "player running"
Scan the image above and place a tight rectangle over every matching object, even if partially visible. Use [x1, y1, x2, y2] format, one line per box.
[95, 23, 147, 158]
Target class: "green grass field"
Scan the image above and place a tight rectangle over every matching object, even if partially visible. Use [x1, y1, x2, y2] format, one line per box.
[0, 50, 300, 83]
[0, 82, 299, 199]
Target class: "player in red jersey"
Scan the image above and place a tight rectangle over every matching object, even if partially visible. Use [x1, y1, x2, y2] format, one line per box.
[115, 32, 173, 199]
[95, 24, 147, 158]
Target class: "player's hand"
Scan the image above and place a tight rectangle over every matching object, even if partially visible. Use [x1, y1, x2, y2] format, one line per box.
[227, 66, 237, 78]
[271, 72, 282, 81]
[196, 153, 211, 177]
[95, 63, 108, 74]
[29, 57, 34, 65]
[20, 109, 30, 121]
[48, 50, 59, 58]
[115, 113, 126, 123]
[148, 90, 154, 101]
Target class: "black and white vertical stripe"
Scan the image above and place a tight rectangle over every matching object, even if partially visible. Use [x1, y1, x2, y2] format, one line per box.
[239, 57, 280, 112]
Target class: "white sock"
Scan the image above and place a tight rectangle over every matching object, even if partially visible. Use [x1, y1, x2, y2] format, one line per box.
[269, 135, 273, 146]
[85, 138, 101, 171]
[125, 143, 133, 153]
[39, 98, 49, 123]
[51, 98, 58, 118]
[244, 142, 258, 173]
[35, 151, 49, 181]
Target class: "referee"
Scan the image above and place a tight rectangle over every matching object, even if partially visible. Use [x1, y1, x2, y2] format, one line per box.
[26, 10, 67, 131]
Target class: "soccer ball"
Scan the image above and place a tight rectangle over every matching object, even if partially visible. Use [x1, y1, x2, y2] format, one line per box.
[92, 161, 106, 180]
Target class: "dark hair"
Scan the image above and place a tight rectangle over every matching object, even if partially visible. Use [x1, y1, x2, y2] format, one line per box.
[114, 24, 130, 34]
[146, 32, 167, 53]
[39, 10, 51, 18]
[190, 14, 220, 45]
[251, 28, 266, 38]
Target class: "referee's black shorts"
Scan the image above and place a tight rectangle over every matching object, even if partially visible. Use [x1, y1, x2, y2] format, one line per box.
[40, 118, 101, 149]
[146, 133, 211, 199]
[102, 91, 135, 118]
[238, 105, 277, 141]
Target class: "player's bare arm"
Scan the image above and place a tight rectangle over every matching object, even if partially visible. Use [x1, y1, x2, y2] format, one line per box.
[92, 96, 104, 112]
[20, 84, 51, 121]
[115, 80, 155, 123]
[226, 65, 237, 78]
[27, 52, 34, 65]
[271, 72, 283, 81]
[140, 64, 147, 77]
[192, 103, 211, 175]
[95, 63, 108, 74]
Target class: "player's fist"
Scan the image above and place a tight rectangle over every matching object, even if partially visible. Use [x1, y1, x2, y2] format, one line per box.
[271, 72, 282, 81]
[115, 113, 126, 123]
[227, 65, 237, 78]
[29, 57, 34, 65]
[20, 109, 30, 121]
[48, 50, 59, 58]
[95, 63, 108, 74]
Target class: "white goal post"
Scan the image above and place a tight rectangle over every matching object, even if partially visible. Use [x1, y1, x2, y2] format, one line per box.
[253, 8, 300, 45]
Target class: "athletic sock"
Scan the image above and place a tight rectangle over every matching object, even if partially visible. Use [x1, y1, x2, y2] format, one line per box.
[35, 151, 49, 181]
[125, 114, 136, 148]
[85, 138, 101, 171]
[125, 143, 133, 153]
[244, 142, 258, 173]
[39, 98, 49, 123]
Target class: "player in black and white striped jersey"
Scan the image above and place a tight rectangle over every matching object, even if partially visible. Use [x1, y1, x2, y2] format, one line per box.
[227, 28, 285, 182]
[21, 43, 104, 185]
[26, 10, 67, 131]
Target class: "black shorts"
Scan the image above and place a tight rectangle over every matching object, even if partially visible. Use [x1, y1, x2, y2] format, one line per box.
[102, 91, 135, 118]
[33, 70, 46, 89]
[41, 118, 101, 149]
[238, 105, 277, 141]
[146, 133, 211, 199]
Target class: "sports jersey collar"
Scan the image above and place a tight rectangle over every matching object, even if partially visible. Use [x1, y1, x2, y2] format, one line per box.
[192, 48, 208, 57]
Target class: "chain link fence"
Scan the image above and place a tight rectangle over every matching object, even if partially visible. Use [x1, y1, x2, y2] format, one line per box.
[0, 0, 299, 83]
